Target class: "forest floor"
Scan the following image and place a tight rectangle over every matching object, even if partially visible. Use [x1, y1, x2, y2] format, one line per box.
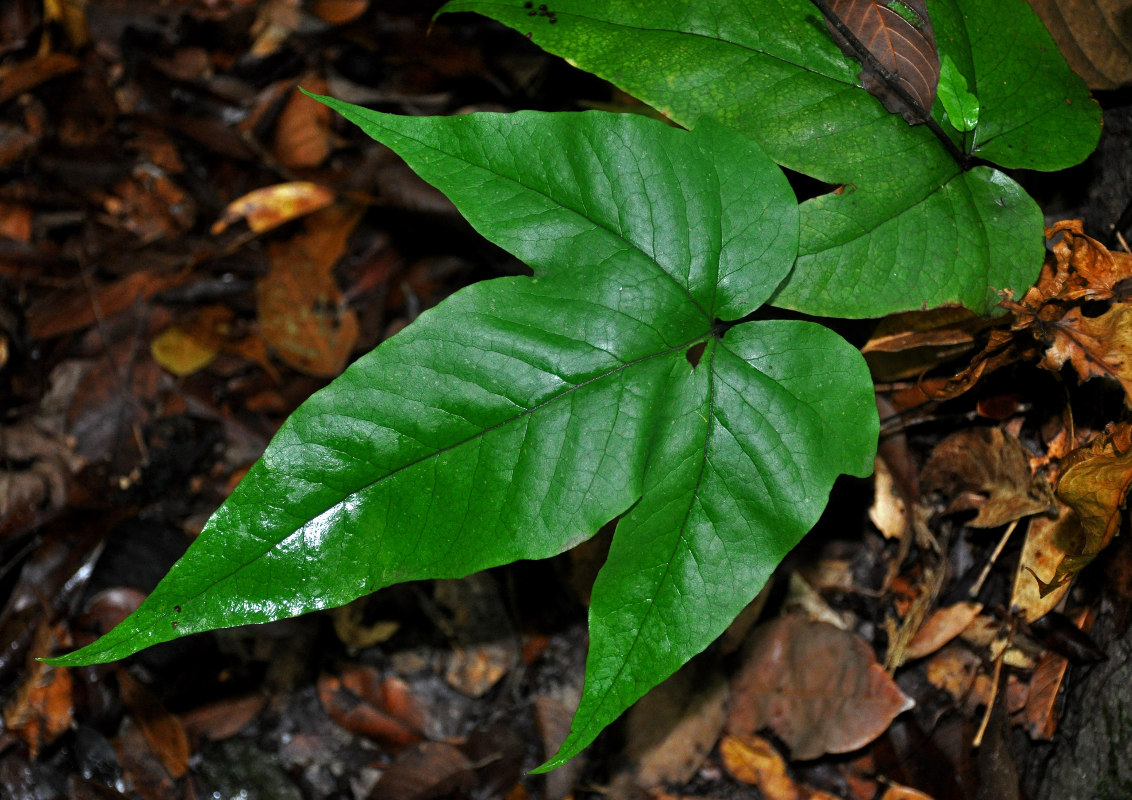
[2, 2, 1132, 799]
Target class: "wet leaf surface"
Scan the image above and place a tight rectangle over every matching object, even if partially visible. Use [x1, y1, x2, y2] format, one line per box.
[0, 1, 1128, 797]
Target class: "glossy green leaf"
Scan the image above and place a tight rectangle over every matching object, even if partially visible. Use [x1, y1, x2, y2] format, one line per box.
[441, 0, 1100, 317]
[49, 106, 878, 763]
[939, 54, 979, 131]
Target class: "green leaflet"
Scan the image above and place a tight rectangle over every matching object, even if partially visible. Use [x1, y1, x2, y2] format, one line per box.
[49, 107, 878, 765]
[441, 0, 1099, 317]
[939, 54, 980, 131]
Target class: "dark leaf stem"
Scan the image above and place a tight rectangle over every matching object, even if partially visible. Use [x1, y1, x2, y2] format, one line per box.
[809, 0, 970, 169]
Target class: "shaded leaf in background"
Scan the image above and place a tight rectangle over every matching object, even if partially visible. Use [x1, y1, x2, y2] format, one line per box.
[117, 670, 189, 779]
[442, 0, 1099, 317]
[621, 665, 729, 791]
[824, 0, 940, 124]
[1025, 0, 1132, 89]
[50, 108, 878, 773]
[727, 615, 913, 760]
[921, 427, 1053, 527]
[1048, 422, 1132, 590]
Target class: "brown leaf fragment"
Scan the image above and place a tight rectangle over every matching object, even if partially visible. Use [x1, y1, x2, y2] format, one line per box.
[311, 0, 369, 24]
[0, 52, 79, 105]
[880, 784, 936, 800]
[371, 742, 475, 800]
[719, 734, 800, 800]
[623, 666, 729, 790]
[904, 601, 983, 661]
[179, 693, 268, 742]
[863, 307, 986, 381]
[273, 76, 333, 168]
[728, 615, 914, 760]
[1011, 505, 1074, 621]
[1041, 301, 1132, 403]
[921, 427, 1053, 527]
[211, 181, 336, 235]
[1047, 422, 1132, 589]
[256, 203, 361, 376]
[824, 0, 940, 124]
[317, 665, 425, 752]
[1025, 0, 1132, 89]
[1027, 220, 1132, 304]
[116, 670, 190, 779]
[3, 623, 73, 758]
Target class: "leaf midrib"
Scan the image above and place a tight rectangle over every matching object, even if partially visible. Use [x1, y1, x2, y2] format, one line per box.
[164, 330, 716, 624]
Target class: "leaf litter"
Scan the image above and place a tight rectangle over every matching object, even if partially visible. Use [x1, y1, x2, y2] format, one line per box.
[0, 1, 1130, 798]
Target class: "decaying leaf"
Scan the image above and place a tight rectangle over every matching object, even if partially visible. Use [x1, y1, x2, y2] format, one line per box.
[256, 203, 361, 376]
[728, 615, 913, 760]
[863, 307, 987, 381]
[117, 669, 190, 779]
[1011, 505, 1074, 620]
[822, 0, 940, 124]
[904, 601, 983, 661]
[1041, 302, 1132, 403]
[623, 666, 730, 790]
[921, 427, 1053, 527]
[3, 623, 74, 758]
[211, 181, 336, 235]
[317, 665, 425, 752]
[273, 75, 334, 168]
[1026, 220, 1132, 304]
[719, 734, 801, 800]
[1044, 422, 1132, 591]
[1007, 222, 1132, 403]
[1025, 0, 1132, 89]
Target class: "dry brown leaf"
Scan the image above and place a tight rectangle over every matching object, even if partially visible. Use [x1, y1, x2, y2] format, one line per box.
[1043, 422, 1132, 590]
[728, 615, 913, 760]
[623, 667, 729, 790]
[880, 784, 936, 800]
[212, 181, 336, 235]
[1011, 505, 1075, 621]
[719, 734, 800, 800]
[863, 307, 986, 381]
[372, 742, 476, 800]
[1029, 220, 1132, 303]
[1042, 301, 1132, 403]
[0, 52, 80, 104]
[116, 670, 190, 779]
[179, 693, 268, 742]
[3, 623, 73, 758]
[311, 0, 369, 25]
[273, 75, 333, 168]
[904, 601, 984, 661]
[0, 200, 33, 241]
[921, 427, 1053, 527]
[925, 644, 982, 703]
[27, 270, 187, 340]
[1025, 0, 1132, 89]
[317, 665, 425, 752]
[256, 203, 361, 376]
[1019, 648, 1069, 740]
